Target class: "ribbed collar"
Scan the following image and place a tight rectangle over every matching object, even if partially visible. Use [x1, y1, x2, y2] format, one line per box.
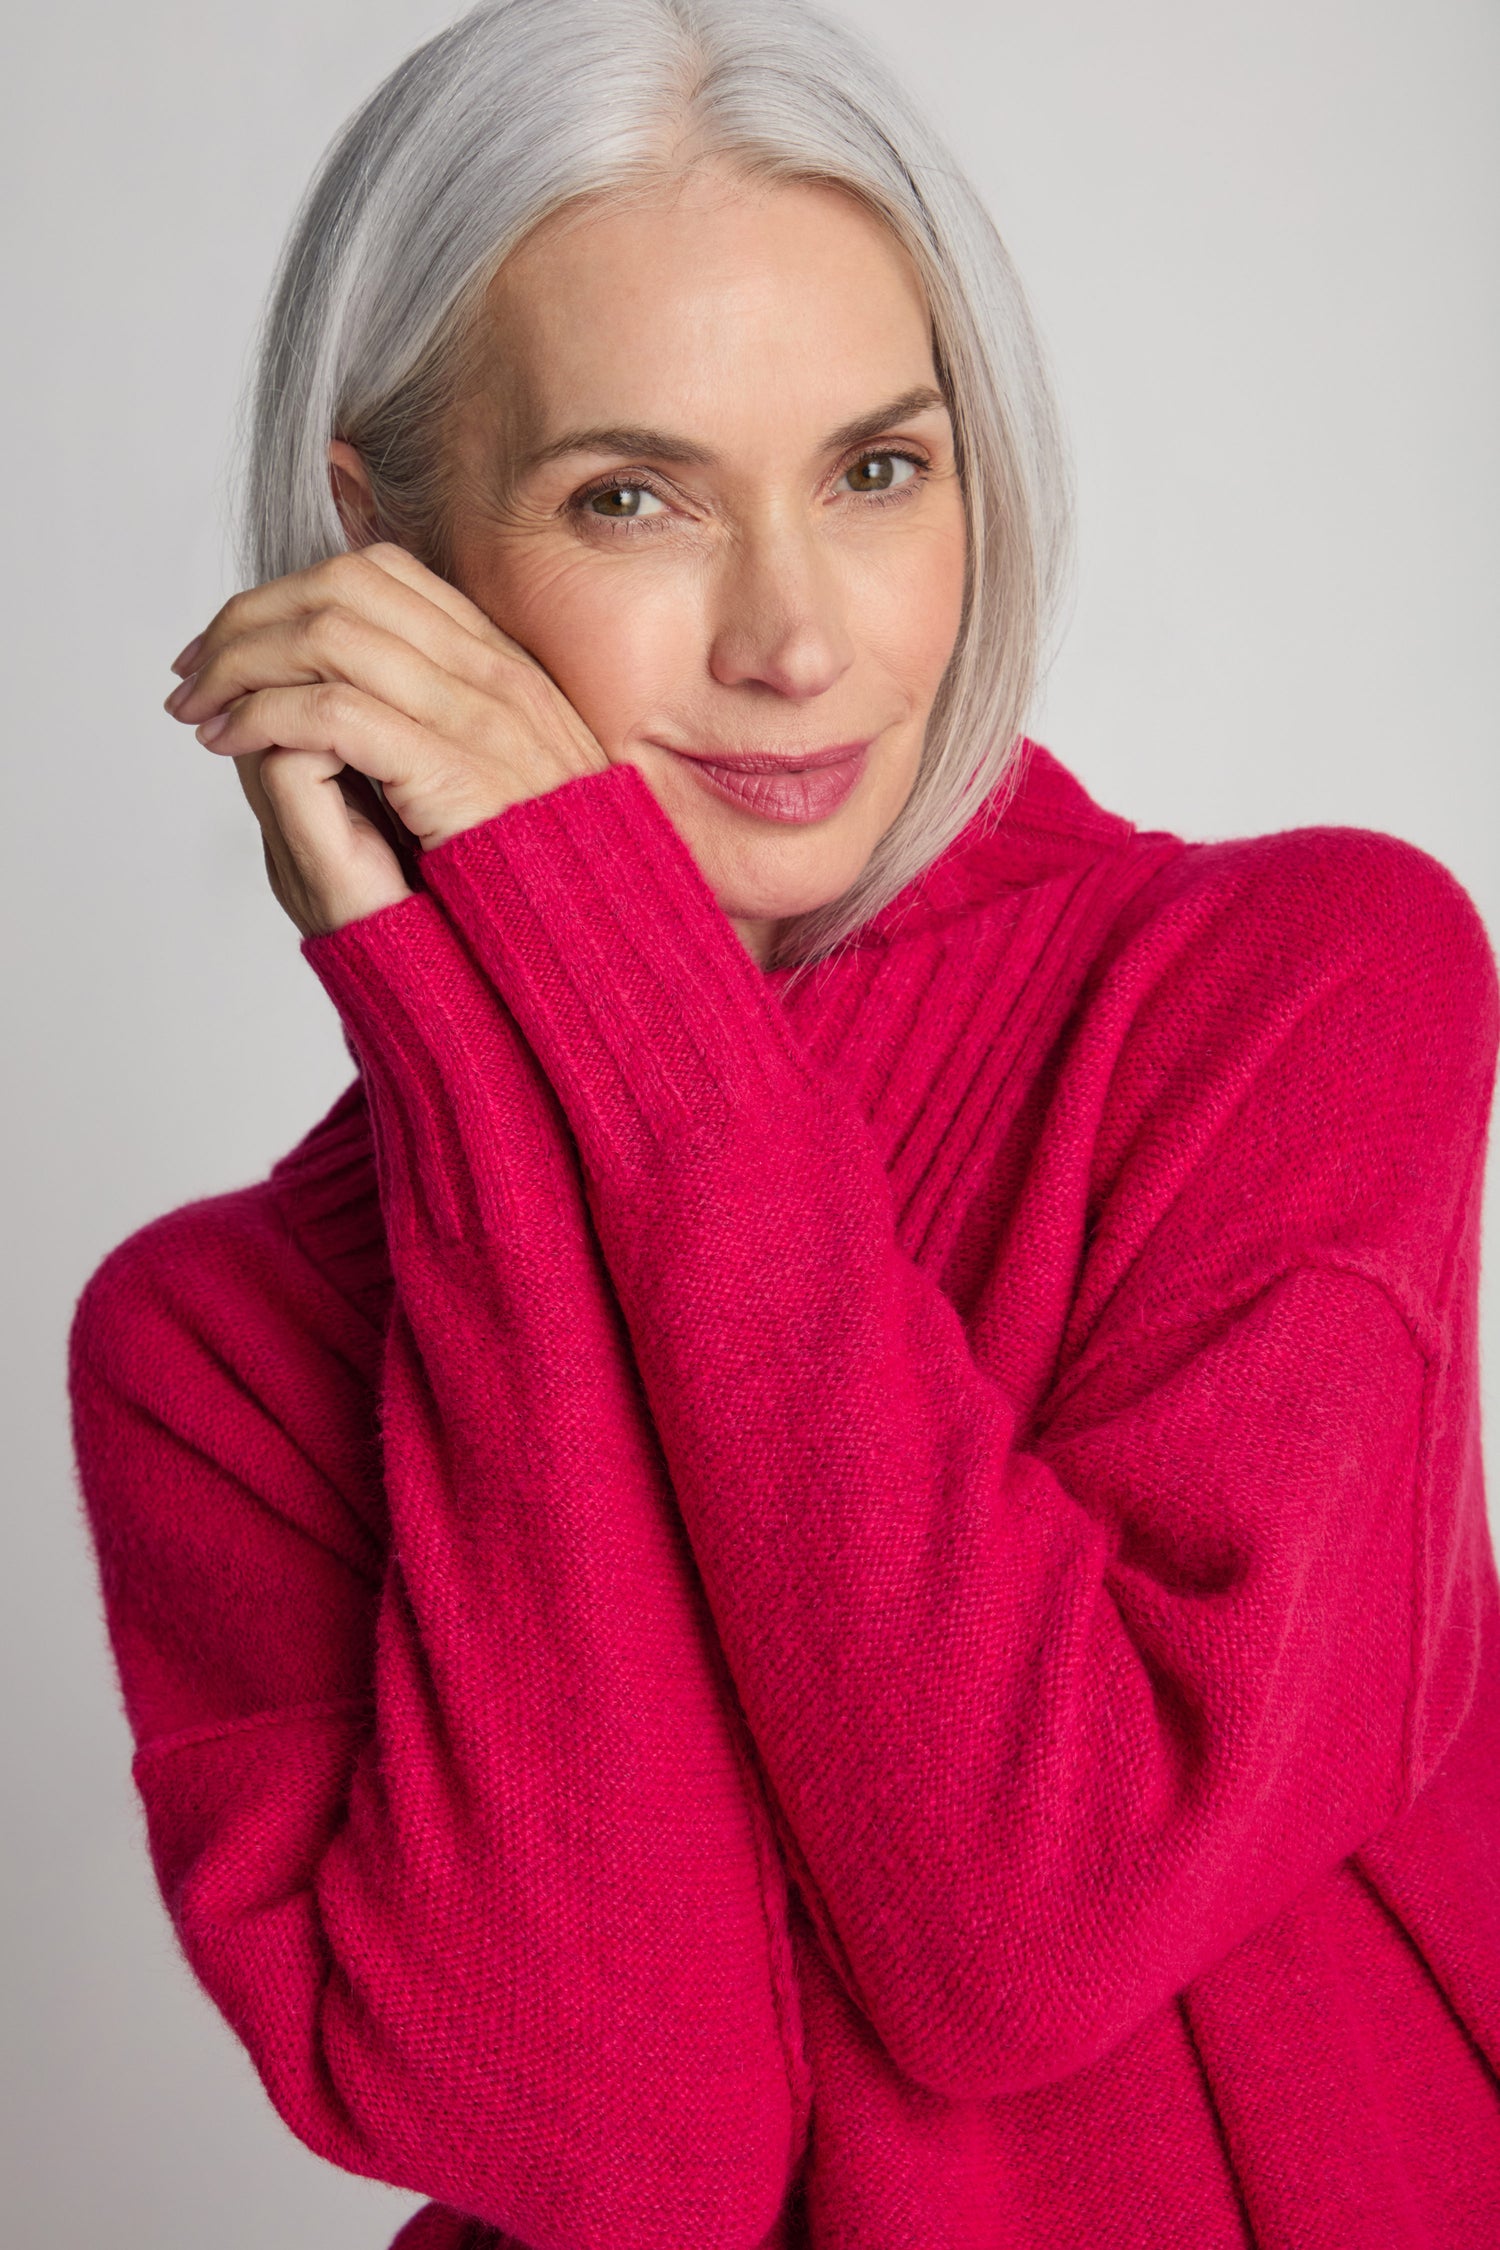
[835, 738, 1139, 957]
[268, 739, 1149, 1317]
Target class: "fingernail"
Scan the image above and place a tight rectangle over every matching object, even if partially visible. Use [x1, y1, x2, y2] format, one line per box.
[163, 672, 197, 714]
[170, 634, 205, 676]
[196, 713, 230, 745]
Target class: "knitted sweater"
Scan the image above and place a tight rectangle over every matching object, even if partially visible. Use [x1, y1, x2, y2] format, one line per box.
[68, 740, 1500, 2250]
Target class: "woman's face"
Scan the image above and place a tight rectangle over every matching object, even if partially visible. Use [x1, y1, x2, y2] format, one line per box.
[443, 165, 968, 967]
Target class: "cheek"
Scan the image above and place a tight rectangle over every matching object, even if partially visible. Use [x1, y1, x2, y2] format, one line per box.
[470, 545, 699, 750]
[852, 510, 968, 696]
[915, 524, 969, 684]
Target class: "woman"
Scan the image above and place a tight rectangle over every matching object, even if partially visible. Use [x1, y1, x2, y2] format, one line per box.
[67, 0, 1500, 2245]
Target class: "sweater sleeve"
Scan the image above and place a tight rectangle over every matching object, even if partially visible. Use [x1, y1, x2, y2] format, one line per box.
[66, 886, 807, 2250]
[411, 758, 1500, 2104]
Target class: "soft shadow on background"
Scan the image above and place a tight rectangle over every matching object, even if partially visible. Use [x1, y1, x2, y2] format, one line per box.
[4, 2, 1496, 2242]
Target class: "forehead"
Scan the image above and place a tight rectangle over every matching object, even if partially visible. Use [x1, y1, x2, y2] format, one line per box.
[476, 169, 938, 438]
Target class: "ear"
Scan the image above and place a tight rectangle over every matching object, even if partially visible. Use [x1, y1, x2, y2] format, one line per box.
[328, 439, 382, 549]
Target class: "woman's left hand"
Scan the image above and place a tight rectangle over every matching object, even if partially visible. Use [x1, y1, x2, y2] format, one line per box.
[164, 541, 612, 937]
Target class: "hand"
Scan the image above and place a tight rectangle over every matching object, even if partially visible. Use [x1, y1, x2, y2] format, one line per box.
[163, 543, 612, 938]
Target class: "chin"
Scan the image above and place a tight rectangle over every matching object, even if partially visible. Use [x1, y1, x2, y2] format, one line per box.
[718, 874, 860, 936]
[706, 824, 869, 912]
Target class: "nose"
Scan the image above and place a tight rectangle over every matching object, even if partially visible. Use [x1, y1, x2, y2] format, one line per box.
[706, 509, 856, 701]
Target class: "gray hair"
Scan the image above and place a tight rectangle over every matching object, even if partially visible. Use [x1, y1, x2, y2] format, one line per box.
[241, 0, 1072, 980]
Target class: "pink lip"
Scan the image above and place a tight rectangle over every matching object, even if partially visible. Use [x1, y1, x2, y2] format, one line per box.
[664, 741, 871, 825]
[665, 739, 872, 775]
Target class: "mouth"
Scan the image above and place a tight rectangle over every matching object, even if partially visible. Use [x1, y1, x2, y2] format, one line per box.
[657, 739, 873, 826]
[660, 739, 872, 774]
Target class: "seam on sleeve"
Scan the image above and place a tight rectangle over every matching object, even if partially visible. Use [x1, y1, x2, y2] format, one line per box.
[132, 1696, 376, 1768]
[1394, 1109, 1494, 1808]
[1039, 1260, 1434, 1814]
[1401, 1347, 1437, 1812]
[1040, 1253, 1436, 1446]
[1082, 952, 1380, 1351]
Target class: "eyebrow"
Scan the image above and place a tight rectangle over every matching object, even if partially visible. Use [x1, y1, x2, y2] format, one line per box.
[511, 384, 950, 478]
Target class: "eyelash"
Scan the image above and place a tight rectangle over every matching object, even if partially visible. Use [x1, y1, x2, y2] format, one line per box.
[566, 446, 932, 533]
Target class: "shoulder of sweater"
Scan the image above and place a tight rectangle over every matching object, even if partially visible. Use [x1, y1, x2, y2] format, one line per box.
[1046, 820, 1499, 1361]
[1089, 815, 1498, 1053]
[68, 1078, 387, 1410]
[927, 745, 1495, 1080]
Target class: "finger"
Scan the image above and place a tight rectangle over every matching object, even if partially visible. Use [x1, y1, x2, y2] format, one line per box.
[232, 747, 318, 936]
[356, 541, 518, 652]
[241, 741, 413, 935]
[233, 736, 348, 867]
[168, 605, 509, 757]
[336, 766, 426, 888]
[197, 678, 458, 807]
[250, 738, 416, 877]
[173, 544, 537, 693]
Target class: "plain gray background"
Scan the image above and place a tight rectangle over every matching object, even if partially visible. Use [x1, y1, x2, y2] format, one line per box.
[4, 1, 1496, 2242]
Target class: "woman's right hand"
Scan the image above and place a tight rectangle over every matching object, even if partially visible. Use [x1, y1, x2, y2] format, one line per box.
[164, 540, 612, 942]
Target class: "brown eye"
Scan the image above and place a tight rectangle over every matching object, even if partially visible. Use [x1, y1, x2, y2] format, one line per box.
[839, 452, 919, 496]
[585, 483, 665, 519]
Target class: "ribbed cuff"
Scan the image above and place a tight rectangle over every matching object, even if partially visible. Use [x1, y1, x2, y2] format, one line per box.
[301, 890, 552, 1245]
[416, 760, 826, 1179]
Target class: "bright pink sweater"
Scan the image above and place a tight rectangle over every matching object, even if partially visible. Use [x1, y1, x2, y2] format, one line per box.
[68, 741, 1500, 2249]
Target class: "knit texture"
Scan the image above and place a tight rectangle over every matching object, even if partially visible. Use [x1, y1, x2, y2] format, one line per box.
[68, 740, 1500, 2249]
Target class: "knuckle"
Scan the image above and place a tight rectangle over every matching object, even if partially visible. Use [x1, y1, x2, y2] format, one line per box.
[215, 589, 250, 638]
[311, 552, 362, 602]
[310, 601, 361, 660]
[258, 747, 299, 798]
[345, 543, 390, 584]
[483, 641, 531, 701]
[310, 679, 355, 729]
